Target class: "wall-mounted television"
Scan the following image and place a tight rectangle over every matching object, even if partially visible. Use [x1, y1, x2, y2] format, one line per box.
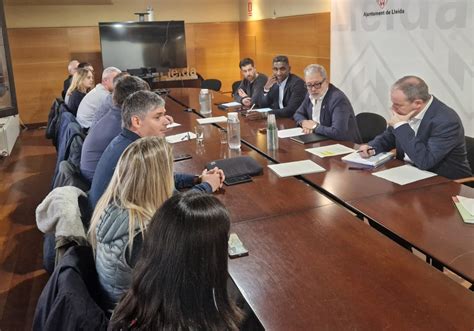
[99, 21, 187, 72]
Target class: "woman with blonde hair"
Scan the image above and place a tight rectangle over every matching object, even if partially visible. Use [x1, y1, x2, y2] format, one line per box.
[65, 67, 94, 116]
[88, 136, 175, 313]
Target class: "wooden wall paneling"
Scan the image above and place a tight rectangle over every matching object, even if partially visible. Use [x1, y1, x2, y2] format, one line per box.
[67, 26, 102, 80]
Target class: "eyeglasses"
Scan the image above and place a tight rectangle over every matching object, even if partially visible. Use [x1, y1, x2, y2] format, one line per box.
[305, 78, 326, 89]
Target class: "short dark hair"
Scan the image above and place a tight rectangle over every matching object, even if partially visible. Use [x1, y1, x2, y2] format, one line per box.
[121, 90, 165, 129]
[273, 55, 289, 65]
[239, 57, 254, 69]
[112, 71, 130, 85]
[78, 62, 92, 69]
[392, 76, 430, 102]
[112, 76, 150, 108]
[110, 191, 243, 330]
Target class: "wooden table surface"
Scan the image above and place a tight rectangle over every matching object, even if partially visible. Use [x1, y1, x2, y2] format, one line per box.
[229, 204, 474, 330]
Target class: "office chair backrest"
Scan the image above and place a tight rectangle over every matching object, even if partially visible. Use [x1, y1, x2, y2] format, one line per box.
[356, 112, 387, 143]
[231, 80, 241, 96]
[201, 79, 222, 92]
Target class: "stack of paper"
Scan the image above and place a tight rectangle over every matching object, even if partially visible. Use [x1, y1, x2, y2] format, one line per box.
[268, 160, 326, 177]
[248, 108, 272, 113]
[306, 144, 355, 158]
[372, 165, 437, 185]
[453, 196, 474, 223]
[277, 127, 305, 139]
[342, 151, 393, 167]
[165, 131, 197, 144]
[166, 122, 181, 128]
[196, 116, 228, 124]
[220, 101, 241, 108]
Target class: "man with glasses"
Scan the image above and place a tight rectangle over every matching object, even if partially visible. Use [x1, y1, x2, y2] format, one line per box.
[247, 55, 306, 120]
[294, 64, 362, 143]
[358, 76, 471, 179]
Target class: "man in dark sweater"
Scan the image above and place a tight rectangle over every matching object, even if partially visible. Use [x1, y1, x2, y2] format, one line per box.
[293, 64, 362, 143]
[248, 55, 306, 120]
[233, 58, 267, 107]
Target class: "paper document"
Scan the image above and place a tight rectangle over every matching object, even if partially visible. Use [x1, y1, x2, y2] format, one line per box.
[277, 127, 305, 139]
[453, 196, 474, 224]
[248, 108, 272, 113]
[372, 165, 437, 185]
[167, 122, 181, 128]
[220, 101, 241, 107]
[306, 144, 355, 158]
[268, 160, 326, 177]
[165, 131, 197, 144]
[196, 116, 228, 124]
[457, 196, 474, 215]
[342, 151, 393, 167]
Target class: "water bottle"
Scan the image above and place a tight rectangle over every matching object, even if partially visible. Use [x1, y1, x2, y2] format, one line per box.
[199, 89, 211, 114]
[267, 114, 278, 150]
[227, 112, 241, 149]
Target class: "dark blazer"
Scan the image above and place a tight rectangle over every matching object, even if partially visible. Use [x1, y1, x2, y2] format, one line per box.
[258, 73, 306, 118]
[293, 84, 362, 143]
[369, 96, 472, 180]
[233, 73, 267, 106]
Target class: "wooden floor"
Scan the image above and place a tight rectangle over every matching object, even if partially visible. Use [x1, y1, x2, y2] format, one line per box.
[0, 128, 55, 331]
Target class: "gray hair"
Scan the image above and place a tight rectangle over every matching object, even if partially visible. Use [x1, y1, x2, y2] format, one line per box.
[102, 66, 121, 80]
[122, 90, 165, 129]
[304, 64, 327, 80]
[392, 76, 430, 102]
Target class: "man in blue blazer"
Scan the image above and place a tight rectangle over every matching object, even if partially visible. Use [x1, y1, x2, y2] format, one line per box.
[293, 64, 362, 143]
[359, 76, 471, 180]
[247, 55, 306, 120]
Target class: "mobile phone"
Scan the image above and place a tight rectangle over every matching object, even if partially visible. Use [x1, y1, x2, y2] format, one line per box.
[228, 233, 249, 258]
[173, 154, 192, 162]
[224, 174, 252, 186]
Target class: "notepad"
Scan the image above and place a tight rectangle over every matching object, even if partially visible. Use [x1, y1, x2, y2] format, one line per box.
[165, 131, 197, 144]
[453, 196, 474, 224]
[372, 165, 437, 185]
[166, 122, 181, 128]
[196, 116, 228, 124]
[306, 144, 355, 158]
[248, 108, 272, 113]
[277, 127, 305, 139]
[342, 151, 393, 167]
[219, 101, 241, 108]
[267, 160, 326, 177]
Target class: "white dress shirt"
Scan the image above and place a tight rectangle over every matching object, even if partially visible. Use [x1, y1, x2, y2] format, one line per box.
[278, 77, 288, 109]
[310, 88, 328, 123]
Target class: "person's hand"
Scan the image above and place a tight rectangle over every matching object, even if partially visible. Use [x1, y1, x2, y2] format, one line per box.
[238, 88, 248, 98]
[387, 109, 417, 127]
[301, 120, 317, 134]
[358, 144, 375, 158]
[246, 111, 265, 121]
[201, 167, 224, 191]
[264, 76, 278, 91]
[165, 115, 174, 124]
[241, 97, 252, 107]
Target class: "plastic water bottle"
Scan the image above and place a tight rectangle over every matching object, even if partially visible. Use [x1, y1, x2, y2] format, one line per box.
[227, 112, 241, 149]
[267, 114, 278, 150]
[199, 89, 211, 114]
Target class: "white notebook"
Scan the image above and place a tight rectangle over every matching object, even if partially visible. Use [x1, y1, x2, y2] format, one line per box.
[268, 160, 326, 177]
[196, 116, 228, 124]
[277, 127, 305, 139]
[372, 165, 437, 185]
[248, 108, 272, 113]
[165, 131, 197, 144]
[342, 151, 393, 167]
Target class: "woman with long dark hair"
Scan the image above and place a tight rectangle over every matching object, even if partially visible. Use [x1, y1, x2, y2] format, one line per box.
[110, 191, 243, 330]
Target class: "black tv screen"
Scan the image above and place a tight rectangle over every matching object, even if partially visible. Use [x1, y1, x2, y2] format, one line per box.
[99, 21, 187, 71]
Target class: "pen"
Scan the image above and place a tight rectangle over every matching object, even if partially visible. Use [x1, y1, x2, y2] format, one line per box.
[348, 167, 368, 170]
[247, 104, 256, 112]
[357, 148, 375, 153]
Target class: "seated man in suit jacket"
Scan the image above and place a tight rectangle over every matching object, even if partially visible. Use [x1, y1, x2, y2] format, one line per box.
[359, 75, 471, 180]
[293, 64, 362, 143]
[247, 55, 306, 120]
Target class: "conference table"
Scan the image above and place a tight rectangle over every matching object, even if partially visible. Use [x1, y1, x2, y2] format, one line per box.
[161, 90, 474, 329]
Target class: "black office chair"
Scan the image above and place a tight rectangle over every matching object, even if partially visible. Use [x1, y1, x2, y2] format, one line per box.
[201, 79, 222, 92]
[455, 136, 474, 187]
[356, 112, 387, 143]
[231, 80, 241, 97]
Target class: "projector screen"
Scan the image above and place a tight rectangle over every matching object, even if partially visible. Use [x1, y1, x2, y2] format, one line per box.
[99, 21, 187, 71]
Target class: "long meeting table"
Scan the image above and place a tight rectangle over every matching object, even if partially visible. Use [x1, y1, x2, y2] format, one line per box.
[162, 90, 474, 329]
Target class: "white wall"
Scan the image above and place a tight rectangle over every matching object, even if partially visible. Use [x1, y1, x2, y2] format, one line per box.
[240, 0, 330, 21]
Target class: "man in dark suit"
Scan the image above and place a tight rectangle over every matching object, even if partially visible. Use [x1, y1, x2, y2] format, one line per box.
[247, 55, 306, 120]
[234, 58, 267, 107]
[293, 64, 362, 143]
[359, 76, 471, 180]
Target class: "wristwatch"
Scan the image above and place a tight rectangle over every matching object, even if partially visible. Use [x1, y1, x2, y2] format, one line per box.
[311, 122, 318, 130]
[193, 175, 203, 185]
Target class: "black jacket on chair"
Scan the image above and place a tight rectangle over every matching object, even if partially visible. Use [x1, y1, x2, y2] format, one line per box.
[33, 246, 109, 331]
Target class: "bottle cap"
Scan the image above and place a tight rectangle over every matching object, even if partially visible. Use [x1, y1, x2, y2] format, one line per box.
[228, 112, 238, 120]
[200, 88, 209, 94]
